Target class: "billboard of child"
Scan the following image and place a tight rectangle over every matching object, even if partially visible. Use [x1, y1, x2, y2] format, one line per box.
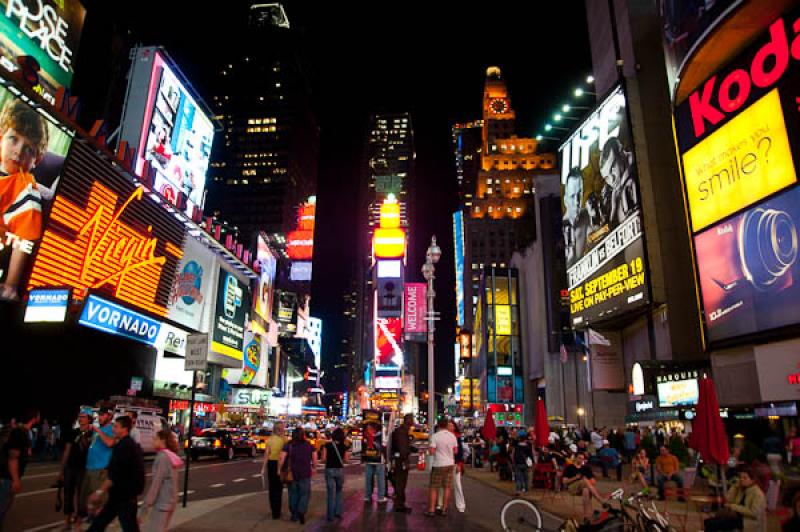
[0, 87, 72, 301]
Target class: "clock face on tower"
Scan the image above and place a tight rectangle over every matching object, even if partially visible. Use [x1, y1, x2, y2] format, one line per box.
[489, 97, 509, 114]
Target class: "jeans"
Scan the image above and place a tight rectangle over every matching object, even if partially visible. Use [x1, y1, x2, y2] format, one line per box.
[287, 478, 311, 519]
[87, 497, 139, 532]
[63, 467, 86, 516]
[364, 463, 385, 500]
[0, 478, 14, 532]
[266, 460, 283, 518]
[393, 459, 409, 508]
[514, 464, 529, 492]
[657, 473, 683, 498]
[325, 468, 344, 520]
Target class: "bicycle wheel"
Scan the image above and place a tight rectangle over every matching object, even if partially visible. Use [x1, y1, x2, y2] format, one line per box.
[500, 498, 543, 532]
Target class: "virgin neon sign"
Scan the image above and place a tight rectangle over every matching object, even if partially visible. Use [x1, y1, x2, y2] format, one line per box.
[28, 181, 183, 316]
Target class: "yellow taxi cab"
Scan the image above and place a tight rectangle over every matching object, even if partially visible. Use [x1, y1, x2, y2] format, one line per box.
[251, 428, 272, 453]
[409, 425, 429, 442]
[306, 429, 330, 453]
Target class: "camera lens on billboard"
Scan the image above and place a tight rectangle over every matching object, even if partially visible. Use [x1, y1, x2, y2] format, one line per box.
[739, 208, 798, 290]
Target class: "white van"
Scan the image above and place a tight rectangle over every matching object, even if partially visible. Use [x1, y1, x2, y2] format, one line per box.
[112, 406, 169, 454]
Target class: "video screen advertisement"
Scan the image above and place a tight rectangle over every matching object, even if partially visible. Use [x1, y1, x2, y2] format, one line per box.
[0, 0, 86, 104]
[559, 85, 650, 328]
[26, 141, 187, 316]
[120, 47, 215, 217]
[0, 81, 73, 302]
[674, 10, 800, 345]
[210, 266, 251, 366]
[253, 234, 276, 324]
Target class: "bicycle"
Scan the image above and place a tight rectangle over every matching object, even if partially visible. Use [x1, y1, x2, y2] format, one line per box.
[500, 497, 544, 531]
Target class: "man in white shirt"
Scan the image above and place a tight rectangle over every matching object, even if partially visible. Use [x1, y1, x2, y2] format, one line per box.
[424, 418, 458, 517]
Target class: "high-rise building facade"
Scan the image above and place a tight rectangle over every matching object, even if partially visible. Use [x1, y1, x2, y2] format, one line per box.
[205, 4, 319, 248]
[455, 68, 557, 330]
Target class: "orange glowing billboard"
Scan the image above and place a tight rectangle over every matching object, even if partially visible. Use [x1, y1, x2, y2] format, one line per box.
[27, 142, 186, 316]
[373, 227, 406, 258]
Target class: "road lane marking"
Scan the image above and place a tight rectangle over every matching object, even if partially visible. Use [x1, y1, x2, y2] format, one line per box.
[16, 488, 56, 498]
[210, 483, 225, 488]
[181, 490, 196, 495]
[232, 478, 246, 483]
[22, 521, 62, 531]
[252, 473, 262, 478]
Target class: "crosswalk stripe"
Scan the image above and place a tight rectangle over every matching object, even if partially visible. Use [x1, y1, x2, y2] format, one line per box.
[233, 478, 247, 483]
[210, 483, 225, 488]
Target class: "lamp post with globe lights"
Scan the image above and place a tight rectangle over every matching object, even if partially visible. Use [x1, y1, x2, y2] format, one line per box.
[422, 235, 441, 435]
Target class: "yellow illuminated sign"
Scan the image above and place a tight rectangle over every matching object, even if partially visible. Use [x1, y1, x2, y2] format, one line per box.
[495, 305, 511, 335]
[682, 88, 796, 233]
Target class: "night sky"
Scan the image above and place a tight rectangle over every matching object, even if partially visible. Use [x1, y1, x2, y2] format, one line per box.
[73, 1, 591, 395]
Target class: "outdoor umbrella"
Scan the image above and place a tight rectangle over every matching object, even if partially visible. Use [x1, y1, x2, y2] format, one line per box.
[534, 398, 550, 448]
[688, 376, 730, 497]
[481, 408, 497, 442]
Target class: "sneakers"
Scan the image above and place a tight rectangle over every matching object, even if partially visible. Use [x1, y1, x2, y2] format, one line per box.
[378, 497, 388, 503]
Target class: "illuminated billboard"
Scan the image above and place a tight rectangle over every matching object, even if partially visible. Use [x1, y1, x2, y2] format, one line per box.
[375, 317, 402, 368]
[254, 235, 276, 322]
[210, 268, 251, 365]
[404, 283, 426, 334]
[453, 210, 465, 326]
[0, 0, 86, 103]
[694, 186, 800, 343]
[674, 10, 800, 345]
[166, 235, 216, 331]
[560, 85, 649, 327]
[222, 330, 268, 387]
[373, 227, 406, 259]
[24, 288, 69, 322]
[657, 379, 699, 408]
[27, 141, 186, 316]
[120, 47, 215, 217]
[0, 81, 73, 302]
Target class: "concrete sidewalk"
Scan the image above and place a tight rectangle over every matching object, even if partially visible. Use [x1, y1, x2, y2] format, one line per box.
[464, 464, 787, 530]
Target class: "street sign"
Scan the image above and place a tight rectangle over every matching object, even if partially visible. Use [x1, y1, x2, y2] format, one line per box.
[184, 333, 209, 371]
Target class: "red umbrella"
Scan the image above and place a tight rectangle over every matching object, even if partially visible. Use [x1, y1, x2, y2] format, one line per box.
[534, 398, 550, 448]
[689, 376, 729, 465]
[481, 408, 497, 441]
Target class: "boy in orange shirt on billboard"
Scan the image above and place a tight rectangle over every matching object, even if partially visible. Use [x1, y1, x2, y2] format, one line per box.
[0, 98, 49, 301]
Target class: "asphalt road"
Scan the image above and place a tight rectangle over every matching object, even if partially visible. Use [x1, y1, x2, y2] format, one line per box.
[5, 453, 366, 532]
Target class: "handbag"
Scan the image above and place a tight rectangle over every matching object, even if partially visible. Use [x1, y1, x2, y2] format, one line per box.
[525, 457, 533, 468]
[280, 444, 293, 484]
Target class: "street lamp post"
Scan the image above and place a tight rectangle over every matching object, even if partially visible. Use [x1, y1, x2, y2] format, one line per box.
[422, 235, 441, 436]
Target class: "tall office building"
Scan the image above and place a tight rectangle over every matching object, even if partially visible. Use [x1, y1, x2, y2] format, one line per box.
[205, 3, 319, 248]
[454, 67, 557, 329]
[353, 112, 415, 407]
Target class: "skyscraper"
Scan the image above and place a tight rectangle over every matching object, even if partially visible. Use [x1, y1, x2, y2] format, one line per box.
[455, 67, 557, 329]
[205, 3, 319, 248]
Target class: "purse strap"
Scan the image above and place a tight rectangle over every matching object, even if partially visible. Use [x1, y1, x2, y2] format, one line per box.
[331, 442, 345, 468]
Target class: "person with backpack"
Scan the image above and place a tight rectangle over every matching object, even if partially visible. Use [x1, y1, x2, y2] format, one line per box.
[362, 422, 387, 504]
[59, 411, 93, 530]
[0, 408, 39, 530]
[87, 416, 145, 531]
[139, 429, 182, 532]
[320, 428, 350, 521]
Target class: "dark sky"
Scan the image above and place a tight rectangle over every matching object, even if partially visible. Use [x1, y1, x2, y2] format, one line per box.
[74, 1, 592, 394]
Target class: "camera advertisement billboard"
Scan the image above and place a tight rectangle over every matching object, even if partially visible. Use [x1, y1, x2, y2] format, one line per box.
[120, 47, 214, 217]
[694, 186, 800, 343]
[560, 85, 649, 327]
[0, 0, 86, 103]
[0, 81, 73, 302]
[674, 10, 800, 345]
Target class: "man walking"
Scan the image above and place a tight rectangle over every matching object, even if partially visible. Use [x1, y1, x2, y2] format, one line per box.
[424, 418, 457, 517]
[0, 408, 39, 530]
[87, 416, 145, 531]
[81, 408, 116, 518]
[390, 414, 415, 513]
[60, 411, 93, 530]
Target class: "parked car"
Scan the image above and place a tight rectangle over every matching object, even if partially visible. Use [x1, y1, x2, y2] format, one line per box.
[186, 428, 256, 461]
[410, 425, 429, 441]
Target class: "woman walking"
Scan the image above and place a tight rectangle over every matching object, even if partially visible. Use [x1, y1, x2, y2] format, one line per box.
[279, 428, 317, 524]
[140, 429, 183, 532]
[321, 428, 350, 521]
[260, 422, 287, 519]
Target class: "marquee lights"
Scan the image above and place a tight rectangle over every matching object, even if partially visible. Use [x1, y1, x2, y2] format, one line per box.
[535, 74, 596, 142]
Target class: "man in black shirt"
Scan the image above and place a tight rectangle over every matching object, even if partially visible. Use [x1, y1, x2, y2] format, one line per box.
[562, 453, 606, 522]
[60, 411, 93, 528]
[390, 414, 415, 513]
[87, 416, 145, 531]
[0, 408, 39, 530]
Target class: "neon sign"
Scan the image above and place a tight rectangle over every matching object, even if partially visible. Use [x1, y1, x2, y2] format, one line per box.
[28, 144, 185, 317]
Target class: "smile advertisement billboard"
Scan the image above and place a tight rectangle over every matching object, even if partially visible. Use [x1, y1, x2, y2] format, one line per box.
[559, 85, 649, 327]
[0, 0, 86, 104]
[0, 80, 73, 302]
[674, 10, 800, 345]
[27, 141, 186, 316]
[120, 47, 214, 217]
